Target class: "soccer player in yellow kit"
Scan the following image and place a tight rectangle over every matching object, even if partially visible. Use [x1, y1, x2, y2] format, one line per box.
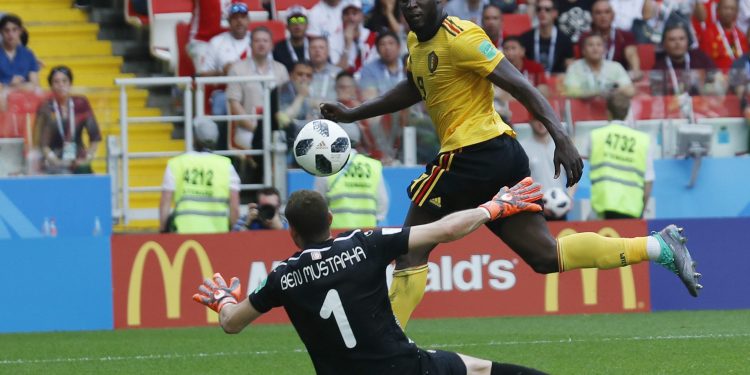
[321, 0, 702, 328]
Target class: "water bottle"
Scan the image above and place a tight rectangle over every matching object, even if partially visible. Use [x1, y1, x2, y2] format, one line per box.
[49, 218, 58, 237]
[93, 216, 101, 236]
[42, 217, 50, 236]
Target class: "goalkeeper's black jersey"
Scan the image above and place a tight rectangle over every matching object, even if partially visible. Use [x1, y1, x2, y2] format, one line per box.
[249, 228, 420, 375]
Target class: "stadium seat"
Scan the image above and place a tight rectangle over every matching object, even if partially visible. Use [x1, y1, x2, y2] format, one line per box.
[692, 95, 742, 119]
[636, 44, 656, 71]
[508, 100, 532, 124]
[125, 0, 149, 27]
[631, 95, 683, 120]
[567, 98, 609, 122]
[176, 22, 195, 77]
[249, 20, 287, 44]
[502, 14, 532, 37]
[1, 91, 43, 143]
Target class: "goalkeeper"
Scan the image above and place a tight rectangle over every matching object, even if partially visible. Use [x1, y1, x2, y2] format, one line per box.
[195, 183, 548, 374]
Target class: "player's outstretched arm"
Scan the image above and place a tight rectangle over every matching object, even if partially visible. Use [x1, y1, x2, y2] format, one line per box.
[193, 273, 262, 334]
[408, 178, 543, 251]
[487, 59, 584, 187]
[320, 72, 422, 123]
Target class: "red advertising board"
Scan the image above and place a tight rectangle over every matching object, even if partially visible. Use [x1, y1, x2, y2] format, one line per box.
[111, 220, 651, 329]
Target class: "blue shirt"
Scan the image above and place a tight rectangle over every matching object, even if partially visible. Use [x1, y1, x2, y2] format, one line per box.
[358, 59, 404, 96]
[0, 45, 39, 85]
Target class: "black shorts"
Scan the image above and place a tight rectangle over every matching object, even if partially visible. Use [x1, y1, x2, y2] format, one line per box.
[407, 135, 531, 215]
[419, 349, 467, 375]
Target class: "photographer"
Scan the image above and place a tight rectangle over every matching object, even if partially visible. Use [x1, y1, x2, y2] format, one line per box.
[233, 187, 284, 231]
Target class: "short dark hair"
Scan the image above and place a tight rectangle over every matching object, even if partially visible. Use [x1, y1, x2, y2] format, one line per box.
[0, 14, 23, 30]
[309, 36, 329, 45]
[257, 187, 281, 200]
[335, 70, 354, 82]
[580, 32, 604, 47]
[662, 22, 690, 43]
[47, 65, 73, 86]
[376, 31, 400, 47]
[607, 92, 631, 120]
[285, 190, 330, 243]
[482, 3, 503, 16]
[502, 35, 523, 48]
[291, 60, 313, 72]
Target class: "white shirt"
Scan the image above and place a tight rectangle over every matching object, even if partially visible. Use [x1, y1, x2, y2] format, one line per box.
[200, 31, 251, 73]
[610, 0, 646, 31]
[162, 152, 241, 191]
[329, 26, 379, 69]
[739, 0, 750, 37]
[307, 1, 347, 41]
[518, 134, 567, 193]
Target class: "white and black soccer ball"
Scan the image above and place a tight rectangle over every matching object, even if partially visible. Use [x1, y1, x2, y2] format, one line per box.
[293, 119, 351, 177]
[542, 187, 571, 219]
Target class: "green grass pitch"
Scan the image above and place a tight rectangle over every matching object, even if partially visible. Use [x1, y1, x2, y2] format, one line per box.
[2, 310, 749, 374]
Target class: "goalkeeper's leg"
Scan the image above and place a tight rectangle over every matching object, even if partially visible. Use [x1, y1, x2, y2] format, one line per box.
[389, 203, 443, 329]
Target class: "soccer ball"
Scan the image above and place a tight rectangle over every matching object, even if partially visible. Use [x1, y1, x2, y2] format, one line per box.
[542, 187, 571, 219]
[293, 119, 351, 176]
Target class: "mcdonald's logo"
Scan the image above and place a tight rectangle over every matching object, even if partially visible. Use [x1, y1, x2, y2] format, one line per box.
[127, 240, 217, 326]
[544, 227, 637, 312]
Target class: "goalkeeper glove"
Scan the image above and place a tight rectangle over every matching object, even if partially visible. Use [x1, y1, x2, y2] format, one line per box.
[479, 177, 543, 220]
[192, 273, 242, 313]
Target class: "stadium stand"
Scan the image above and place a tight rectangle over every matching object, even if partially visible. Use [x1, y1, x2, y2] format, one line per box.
[125, 0, 149, 27]
[501, 13, 532, 37]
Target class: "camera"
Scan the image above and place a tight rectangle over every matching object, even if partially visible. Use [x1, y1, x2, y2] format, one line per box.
[257, 204, 277, 221]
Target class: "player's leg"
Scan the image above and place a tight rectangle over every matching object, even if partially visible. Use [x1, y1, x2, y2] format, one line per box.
[426, 350, 548, 375]
[487, 208, 702, 296]
[389, 202, 443, 328]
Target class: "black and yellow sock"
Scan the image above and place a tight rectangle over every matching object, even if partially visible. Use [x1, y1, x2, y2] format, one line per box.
[388, 265, 429, 329]
[557, 233, 649, 271]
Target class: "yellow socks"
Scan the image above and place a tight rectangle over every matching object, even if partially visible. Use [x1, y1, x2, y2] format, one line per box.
[388, 265, 429, 329]
[557, 233, 650, 271]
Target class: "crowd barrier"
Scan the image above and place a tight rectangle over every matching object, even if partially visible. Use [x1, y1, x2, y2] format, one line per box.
[1, 175, 748, 333]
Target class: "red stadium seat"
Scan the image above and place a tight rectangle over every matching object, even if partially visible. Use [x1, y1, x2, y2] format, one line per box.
[693, 95, 742, 119]
[630, 95, 683, 120]
[502, 14, 532, 37]
[1, 91, 43, 142]
[125, 0, 149, 26]
[636, 44, 655, 71]
[567, 98, 609, 122]
[249, 20, 287, 44]
[176, 22, 195, 77]
[508, 100, 531, 124]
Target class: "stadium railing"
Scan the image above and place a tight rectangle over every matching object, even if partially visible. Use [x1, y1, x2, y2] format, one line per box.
[111, 75, 279, 226]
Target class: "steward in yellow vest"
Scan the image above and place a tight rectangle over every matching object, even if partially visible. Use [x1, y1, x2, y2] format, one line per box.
[159, 118, 240, 233]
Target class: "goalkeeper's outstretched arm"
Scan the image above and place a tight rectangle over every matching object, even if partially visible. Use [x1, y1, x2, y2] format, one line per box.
[219, 301, 262, 334]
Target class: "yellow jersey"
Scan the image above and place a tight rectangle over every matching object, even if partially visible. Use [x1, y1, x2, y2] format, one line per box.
[406, 16, 514, 152]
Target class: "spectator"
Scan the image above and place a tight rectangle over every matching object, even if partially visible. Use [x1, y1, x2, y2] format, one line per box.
[518, 119, 573, 220]
[697, 0, 748, 71]
[519, 0, 575, 73]
[0, 14, 39, 111]
[188, 0, 233, 70]
[274, 61, 315, 144]
[334, 0, 378, 72]
[160, 118, 240, 233]
[555, 0, 594, 43]
[444, 0, 488, 25]
[728, 27, 750, 96]
[37, 66, 101, 175]
[314, 147, 389, 229]
[584, 93, 654, 219]
[273, 6, 310, 73]
[226, 26, 289, 150]
[132, 0, 149, 16]
[358, 31, 404, 162]
[309, 37, 342, 104]
[642, 0, 706, 47]
[232, 187, 284, 230]
[481, 3, 504, 48]
[739, 0, 750, 34]
[563, 33, 635, 99]
[307, 0, 348, 45]
[365, 0, 402, 35]
[496, 36, 549, 120]
[580, 0, 641, 76]
[651, 23, 723, 96]
[334, 70, 372, 154]
[199, 3, 252, 117]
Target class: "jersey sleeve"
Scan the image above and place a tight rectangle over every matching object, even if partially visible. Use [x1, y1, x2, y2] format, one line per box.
[362, 227, 411, 267]
[450, 26, 504, 76]
[248, 269, 282, 313]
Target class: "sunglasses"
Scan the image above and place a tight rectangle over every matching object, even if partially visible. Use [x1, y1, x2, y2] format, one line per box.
[536, 6, 555, 13]
[288, 16, 307, 25]
[229, 3, 248, 14]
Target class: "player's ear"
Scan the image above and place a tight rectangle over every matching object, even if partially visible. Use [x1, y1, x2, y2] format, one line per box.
[326, 210, 333, 227]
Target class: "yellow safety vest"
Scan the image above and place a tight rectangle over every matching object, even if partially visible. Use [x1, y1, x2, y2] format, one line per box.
[326, 153, 383, 229]
[169, 153, 232, 233]
[590, 123, 650, 218]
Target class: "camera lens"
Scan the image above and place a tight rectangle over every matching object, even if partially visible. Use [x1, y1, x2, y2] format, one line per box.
[257, 204, 276, 221]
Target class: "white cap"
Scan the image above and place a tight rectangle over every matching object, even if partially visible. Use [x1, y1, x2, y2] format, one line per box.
[342, 0, 362, 12]
[286, 5, 308, 18]
[193, 117, 219, 147]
